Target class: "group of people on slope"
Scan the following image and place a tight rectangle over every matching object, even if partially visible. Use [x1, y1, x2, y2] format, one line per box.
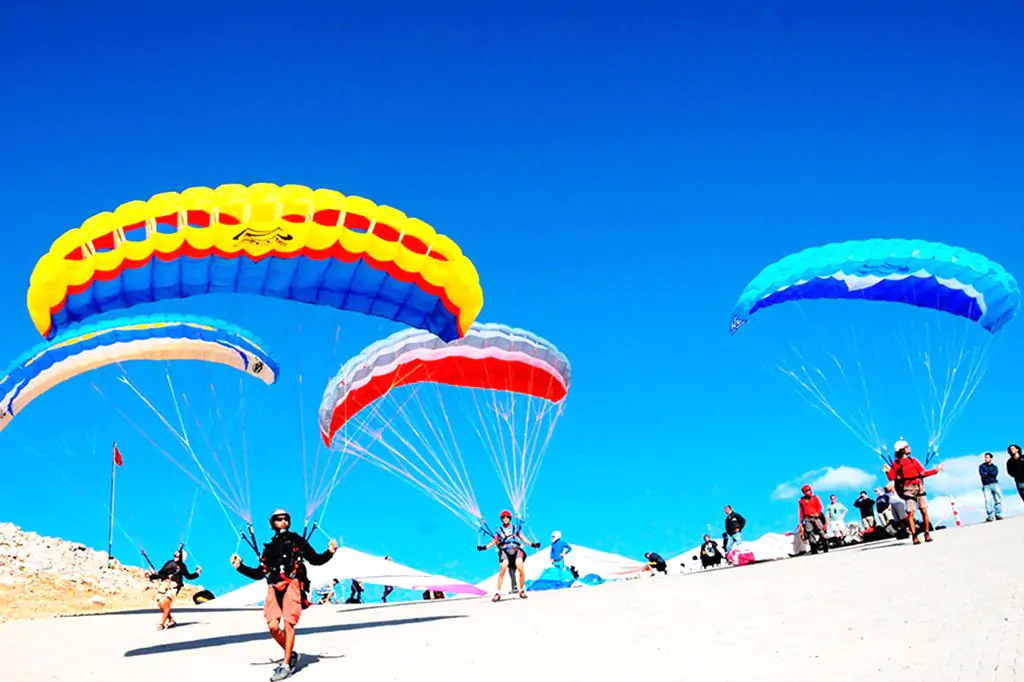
[146, 508, 337, 681]
[796, 439, 945, 547]
[647, 505, 746, 573]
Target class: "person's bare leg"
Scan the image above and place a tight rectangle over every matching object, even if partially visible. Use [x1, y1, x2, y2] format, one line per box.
[269, 623, 286, 651]
[516, 557, 527, 593]
[282, 623, 296, 666]
[158, 599, 171, 627]
[495, 563, 507, 594]
[920, 499, 933, 539]
[906, 500, 918, 539]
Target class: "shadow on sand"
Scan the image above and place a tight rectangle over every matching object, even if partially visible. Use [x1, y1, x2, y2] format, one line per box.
[62, 606, 263, 618]
[123, 615, 466, 657]
[859, 540, 905, 551]
[248, 651, 346, 672]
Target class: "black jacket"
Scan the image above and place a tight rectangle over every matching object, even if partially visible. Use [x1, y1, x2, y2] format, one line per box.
[1007, 456, 1024, 483]
[724, 511, 746, 536]
[700, 541, 722, 558]
[236, 530, 334, 585]
[149, 559, 199, 591]
[979, 462, 999, 486]
[853, 496, 875, 518]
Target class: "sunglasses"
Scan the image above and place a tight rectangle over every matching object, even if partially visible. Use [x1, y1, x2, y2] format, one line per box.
[272, 515, 290, 523]
[501, 516, 512, 520]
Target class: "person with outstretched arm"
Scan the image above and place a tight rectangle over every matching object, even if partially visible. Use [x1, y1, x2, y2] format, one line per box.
[883, 439, 945, 545]
[148, 546, 201, 630]
[477, 510, 540, 601]
[231, 509, 338, 682]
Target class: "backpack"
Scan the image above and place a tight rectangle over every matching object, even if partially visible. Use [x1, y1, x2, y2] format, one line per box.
[892, 461, 907, 500]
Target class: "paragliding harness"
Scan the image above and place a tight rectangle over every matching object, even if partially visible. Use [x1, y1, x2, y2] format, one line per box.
[142, 543, 188, 596]
[480, 517, 526, 563]
[241, 522, 318, 611]
[886, 443, 937, 502]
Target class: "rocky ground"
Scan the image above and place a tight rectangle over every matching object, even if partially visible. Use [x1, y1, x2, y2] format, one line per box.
[0, 523, 203, 622]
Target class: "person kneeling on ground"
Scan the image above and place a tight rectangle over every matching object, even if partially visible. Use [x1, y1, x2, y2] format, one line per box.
[644, 551, 668, 574]
[149, 546, 201, 630]
[883, 439, 944, 545]
[231, 509, 338, 682]
[478, 510, 540, 601]
[798, 484, 827, 550]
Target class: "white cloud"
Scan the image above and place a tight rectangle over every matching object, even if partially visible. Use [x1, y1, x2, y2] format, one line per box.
[771, 465, 877, 501]
[927, 453, 994, 495]
[771, 482, 800, 501]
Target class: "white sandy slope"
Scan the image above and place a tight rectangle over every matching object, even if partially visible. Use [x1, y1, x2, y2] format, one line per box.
[3, 519, 1022, 682]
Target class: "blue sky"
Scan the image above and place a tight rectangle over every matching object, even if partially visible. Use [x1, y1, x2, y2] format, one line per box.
[2, 2, 1023, 597]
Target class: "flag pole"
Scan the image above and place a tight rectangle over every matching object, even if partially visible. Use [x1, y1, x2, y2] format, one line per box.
[107, 441, 117, 568]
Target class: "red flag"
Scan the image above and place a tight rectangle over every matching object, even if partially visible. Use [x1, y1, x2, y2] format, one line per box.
[113, 443, 123, 467]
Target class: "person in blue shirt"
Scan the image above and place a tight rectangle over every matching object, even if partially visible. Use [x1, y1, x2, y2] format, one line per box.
[549, 530, 572, 566]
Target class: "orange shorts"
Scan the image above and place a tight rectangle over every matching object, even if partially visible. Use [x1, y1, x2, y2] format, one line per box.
[264, 581, 303, 628]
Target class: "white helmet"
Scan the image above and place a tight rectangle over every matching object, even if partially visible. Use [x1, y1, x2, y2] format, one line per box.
[893, 439, 909, 453]
[551, 530, 562, 541]
[269, 508, 291, 526]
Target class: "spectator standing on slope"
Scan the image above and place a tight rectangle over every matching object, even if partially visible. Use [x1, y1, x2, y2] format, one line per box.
[723, 505, 746, 552]
[874, 487, 894, 528]
[1006, 445, 1024, 503]
[825, 495, 847, 539]
[979, 452, 1004, 522]
[550, 531, 572, 566]
[853, 491, 876, 529]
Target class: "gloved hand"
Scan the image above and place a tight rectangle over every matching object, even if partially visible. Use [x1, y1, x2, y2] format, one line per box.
[476, 545, 487, 552]
[531, 542, 541, 549]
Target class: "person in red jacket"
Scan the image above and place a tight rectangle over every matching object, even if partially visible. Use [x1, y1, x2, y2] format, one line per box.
[798, 484, 826, 540]
[883, 439, 945, 545]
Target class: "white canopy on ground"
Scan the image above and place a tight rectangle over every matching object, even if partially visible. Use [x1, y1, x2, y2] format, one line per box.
[210, 546, 485, 607]
[667, 544, 706, 574]
[725, 532, 801, 566]
[474, 544, 647, 591]
[669, 533, 800, 573]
